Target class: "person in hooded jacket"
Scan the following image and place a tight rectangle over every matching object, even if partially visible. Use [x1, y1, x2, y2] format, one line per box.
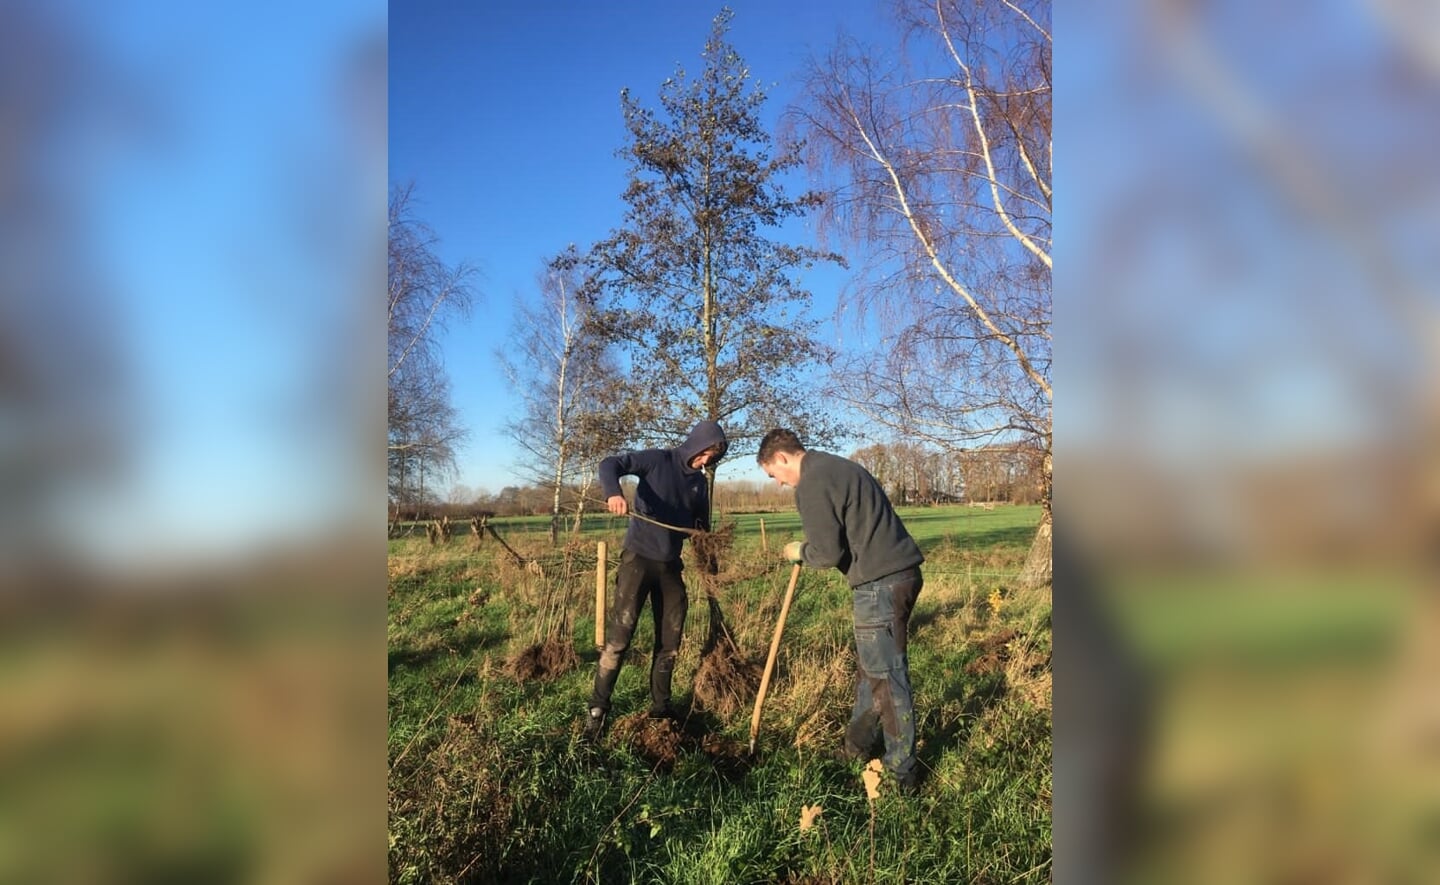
[583, 420, 728, 741]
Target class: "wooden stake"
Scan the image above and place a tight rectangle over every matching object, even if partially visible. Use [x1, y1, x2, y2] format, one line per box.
[749, 563, 802, 755]
[759, 518, 768, 552]
[594, 541, 607, 650]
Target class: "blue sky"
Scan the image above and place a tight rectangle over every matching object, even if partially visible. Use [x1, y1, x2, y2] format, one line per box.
[390, 1, 889, 497]
[38, 1, 385, 565]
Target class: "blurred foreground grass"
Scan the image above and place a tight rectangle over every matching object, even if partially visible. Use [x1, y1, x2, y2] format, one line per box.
[1067, 564, 1438, 884]
[0, 551, 385, 883]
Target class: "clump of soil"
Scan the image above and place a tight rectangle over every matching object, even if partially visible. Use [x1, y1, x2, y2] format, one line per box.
[610, 713, 686, 770]
[504, 638, 579, 682]
[964, 628, 1020, 676]
[607, 711, 754, 776]
[698, 732, 751, 778]
[694, 636, 761, 719]
[692, 594, 761, 720]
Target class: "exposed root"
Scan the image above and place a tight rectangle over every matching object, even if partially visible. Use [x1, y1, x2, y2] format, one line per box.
[694, 645, 760, 720]
[689, 522, 735, 578]
[504, 638, 579, 682]
[694, 611, 761, 721]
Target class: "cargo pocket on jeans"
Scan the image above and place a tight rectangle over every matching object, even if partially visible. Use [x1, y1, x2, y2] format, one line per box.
[855, 623, 893, 676]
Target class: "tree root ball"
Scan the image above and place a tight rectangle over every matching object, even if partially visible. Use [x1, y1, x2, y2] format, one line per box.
[689, 522, 735, 576]
[611, 713, 686, 770]
[693, 639, 761, 720]
[504, 639, 579, 682]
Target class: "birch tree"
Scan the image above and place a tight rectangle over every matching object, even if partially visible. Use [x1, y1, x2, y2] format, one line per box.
[793, 0, 1052, 587]
[388, 183, 475, 514]
[500, 247, 619, 543]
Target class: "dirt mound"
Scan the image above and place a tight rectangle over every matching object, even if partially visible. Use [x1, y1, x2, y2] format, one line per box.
[698, 732, 751, 777]
[693, 639, 761, 719]
[964, 628, 1020, 676]
[607, 711, 756, 776]
[504, 638, 579, 682]
[610, 713, 686, 770]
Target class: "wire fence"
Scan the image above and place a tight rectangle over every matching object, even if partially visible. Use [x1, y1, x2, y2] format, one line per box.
[390, 504, 1036, 589]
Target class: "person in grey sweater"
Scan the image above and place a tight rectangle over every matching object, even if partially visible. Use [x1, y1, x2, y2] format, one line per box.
[757, 428, 925, 794]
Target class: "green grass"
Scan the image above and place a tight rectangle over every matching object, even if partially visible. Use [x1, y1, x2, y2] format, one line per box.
[389, 504, 1050, 883]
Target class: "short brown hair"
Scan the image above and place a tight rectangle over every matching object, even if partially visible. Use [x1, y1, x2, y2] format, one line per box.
[756, 428, 805, 465]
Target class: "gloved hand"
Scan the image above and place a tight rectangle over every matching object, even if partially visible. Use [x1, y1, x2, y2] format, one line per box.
[783, 540, 805, 563]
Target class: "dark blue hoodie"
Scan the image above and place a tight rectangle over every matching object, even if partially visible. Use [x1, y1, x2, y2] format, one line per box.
[598, 421, 728, 563]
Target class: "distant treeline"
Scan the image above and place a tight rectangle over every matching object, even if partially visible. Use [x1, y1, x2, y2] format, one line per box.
[391, 441, 1043, 521]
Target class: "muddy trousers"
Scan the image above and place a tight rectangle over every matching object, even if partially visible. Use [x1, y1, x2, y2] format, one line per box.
[846, 566, 923, 780]
[589, 550, 689, 713]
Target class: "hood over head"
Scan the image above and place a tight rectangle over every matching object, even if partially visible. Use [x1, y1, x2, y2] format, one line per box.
[676, 420, 728, 470]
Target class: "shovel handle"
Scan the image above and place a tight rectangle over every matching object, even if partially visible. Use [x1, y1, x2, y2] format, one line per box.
[749, 563, 803, 754]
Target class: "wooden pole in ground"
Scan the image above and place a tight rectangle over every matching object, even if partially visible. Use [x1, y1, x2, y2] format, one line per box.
[759, 518, 767, 552]
[594, 541, 607, 649]
[749, 563, 802, 755]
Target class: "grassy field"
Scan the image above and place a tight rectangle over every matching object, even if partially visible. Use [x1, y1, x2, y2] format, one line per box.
[388, 504, 1050, 883]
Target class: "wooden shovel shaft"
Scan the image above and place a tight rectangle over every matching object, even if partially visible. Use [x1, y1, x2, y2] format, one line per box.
[594, 541, 607, 649]
[749, 563, 803, 754]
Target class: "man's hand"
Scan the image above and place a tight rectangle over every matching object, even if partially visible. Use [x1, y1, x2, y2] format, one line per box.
[783, 540, 805, 563]
[606, 495, 628, 516]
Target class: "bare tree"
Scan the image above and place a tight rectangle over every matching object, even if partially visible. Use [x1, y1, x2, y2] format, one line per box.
[500, 247, 619, 543]
[388, 183, 476, 515]
[793, 0, 1052, 587]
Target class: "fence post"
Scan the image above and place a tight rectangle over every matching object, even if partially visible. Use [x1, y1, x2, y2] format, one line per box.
[759, 518, 767, 553]
[594, 540, 607, 650]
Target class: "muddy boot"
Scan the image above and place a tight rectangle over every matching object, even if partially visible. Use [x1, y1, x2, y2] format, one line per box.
[649, 651, 678, 717]
[589, 665, 621, 712]
[647, 703, 679, 722]
[836, 739, 868, 763]
[582, 707, 607, 743]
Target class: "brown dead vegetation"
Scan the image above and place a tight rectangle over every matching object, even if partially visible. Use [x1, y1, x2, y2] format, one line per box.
[503, 638, 579, 682]
[965, 628, 1020, 676]
[693, 593, 761, 720]
[607, 711, 754, 775]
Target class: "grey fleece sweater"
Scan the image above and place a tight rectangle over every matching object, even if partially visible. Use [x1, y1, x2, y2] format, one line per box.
[795, 450, 924, 587]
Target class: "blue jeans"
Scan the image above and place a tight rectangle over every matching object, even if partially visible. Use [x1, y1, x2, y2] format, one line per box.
[847, 567, 923, 779]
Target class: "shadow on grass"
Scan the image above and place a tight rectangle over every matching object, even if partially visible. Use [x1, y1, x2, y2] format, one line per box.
[388, 628, 509, 676]
[914, 523, 1038, 558]
[917, 669, 1008, 779]
[909, 597, 975, 635]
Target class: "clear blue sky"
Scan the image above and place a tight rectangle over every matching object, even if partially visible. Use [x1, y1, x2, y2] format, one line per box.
[52, 1, 385, 565]
[390, 1, 889, 498]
